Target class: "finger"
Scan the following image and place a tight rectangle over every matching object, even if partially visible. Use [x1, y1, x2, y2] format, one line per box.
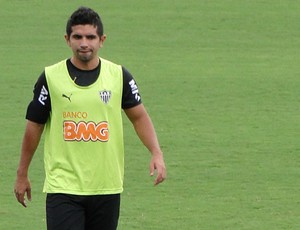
[21, 199, 27, 208]
[15, 192, 27, 207]
[27, 188, 32, 201]
[154, 175, 164, 185]
[149, 163, 155, 177]
[154, 172, 162, 185]
[154, 177, 160, 185]
[19, 194, 27, 207]
[154, 168, 166, 186]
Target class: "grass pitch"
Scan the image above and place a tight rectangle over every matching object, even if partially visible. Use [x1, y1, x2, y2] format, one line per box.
[1, 0, 300, 229]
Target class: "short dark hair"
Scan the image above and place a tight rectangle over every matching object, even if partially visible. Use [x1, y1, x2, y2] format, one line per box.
[66, 7, 104, 37]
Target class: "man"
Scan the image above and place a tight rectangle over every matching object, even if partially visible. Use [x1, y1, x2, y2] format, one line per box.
[14, 6, 166, 230]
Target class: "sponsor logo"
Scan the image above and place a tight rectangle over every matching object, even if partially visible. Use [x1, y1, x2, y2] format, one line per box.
[129, 79, 141, 101]
[38, 85, 48, 105]
[63, 111, 88, 119]
[64, 121, 109, 142]
[62, 93, 72, 102]
[99, 90, 111, 104]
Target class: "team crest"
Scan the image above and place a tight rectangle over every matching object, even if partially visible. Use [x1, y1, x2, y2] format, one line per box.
[99, 90, 112, 104]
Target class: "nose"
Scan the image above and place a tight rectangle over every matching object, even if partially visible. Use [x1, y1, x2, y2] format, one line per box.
[80, 38, 89, 49]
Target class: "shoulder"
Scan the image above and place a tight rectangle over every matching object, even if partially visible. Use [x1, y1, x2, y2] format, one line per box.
[46, 59, 67, 68]
[122, 66, 139, 92]
[100, 57, 121, 69]
[121, 66, 142, 108]
[100, 58, 122, 79]
[34, 71, 47, 91]
[122, 66, 133, 79]
[45, 60, 67, 75]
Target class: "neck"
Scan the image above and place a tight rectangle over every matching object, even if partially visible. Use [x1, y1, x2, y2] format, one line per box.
[70, 57, 100, 70]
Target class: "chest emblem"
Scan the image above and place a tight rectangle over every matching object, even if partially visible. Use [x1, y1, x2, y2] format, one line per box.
[99, 90, 112, 104]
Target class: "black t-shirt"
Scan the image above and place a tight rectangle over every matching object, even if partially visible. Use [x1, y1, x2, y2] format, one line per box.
[26, 59, 142, 124]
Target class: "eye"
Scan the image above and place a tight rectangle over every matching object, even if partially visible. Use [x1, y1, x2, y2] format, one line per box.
[86, 35, 97, 40]
[72, 34, 82, 40]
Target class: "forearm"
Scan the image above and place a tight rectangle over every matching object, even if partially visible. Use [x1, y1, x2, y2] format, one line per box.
[17, 121, 44, 177]
[132, 113, 162, 155]
[125, 104, 166, 185]
[125, 105, 162, 155]
[15, 121, 44, 207]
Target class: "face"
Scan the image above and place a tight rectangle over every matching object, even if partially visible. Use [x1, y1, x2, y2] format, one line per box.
[65, 24, 106, 69]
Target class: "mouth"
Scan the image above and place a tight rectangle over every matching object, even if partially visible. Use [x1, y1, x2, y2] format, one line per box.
[78, 49, 92, 54]
[79, 50, 90, 54]
[76, 50, 93, 62]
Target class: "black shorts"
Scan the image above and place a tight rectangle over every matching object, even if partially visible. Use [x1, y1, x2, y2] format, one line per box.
[46, 193, 120, 230]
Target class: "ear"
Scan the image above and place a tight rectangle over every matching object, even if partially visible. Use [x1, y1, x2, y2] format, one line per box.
[64, 34, 71, 47]
[99, 34, 107, 48]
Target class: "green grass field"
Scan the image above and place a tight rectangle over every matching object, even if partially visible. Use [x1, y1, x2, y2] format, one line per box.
[1, 0, 300, 229]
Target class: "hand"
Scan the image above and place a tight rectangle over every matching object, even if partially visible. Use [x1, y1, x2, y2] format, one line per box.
[14, 176, 32, 207]
[150, 152, 166, 186]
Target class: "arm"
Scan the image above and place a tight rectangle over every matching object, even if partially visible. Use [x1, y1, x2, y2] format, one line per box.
[14, 120, 45, 207]
[124, 104, 166, 185]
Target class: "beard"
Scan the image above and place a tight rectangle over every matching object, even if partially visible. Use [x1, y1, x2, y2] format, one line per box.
[76, 50, 94, 62]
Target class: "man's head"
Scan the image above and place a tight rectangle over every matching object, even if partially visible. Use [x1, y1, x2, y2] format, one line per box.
[66, 7, 104, 38]
[65, 7, 106, 69]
